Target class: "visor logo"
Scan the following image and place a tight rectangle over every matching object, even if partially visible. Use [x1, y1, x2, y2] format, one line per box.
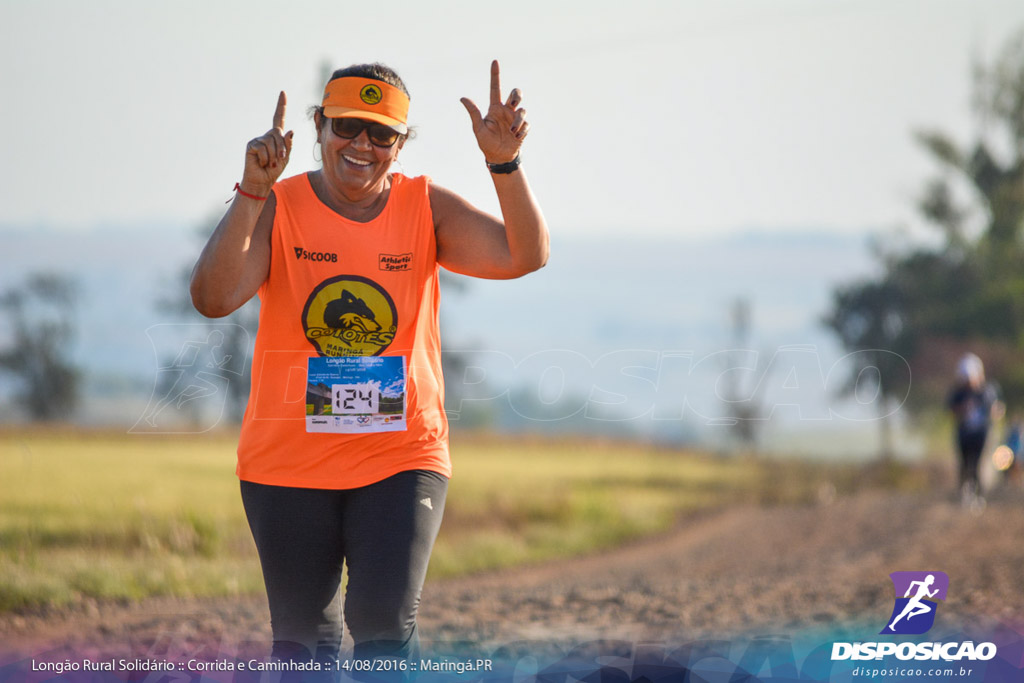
[360, 84, 383, 105]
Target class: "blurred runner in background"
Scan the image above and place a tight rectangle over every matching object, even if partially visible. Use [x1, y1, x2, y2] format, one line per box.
[948, 353, 1002, 510]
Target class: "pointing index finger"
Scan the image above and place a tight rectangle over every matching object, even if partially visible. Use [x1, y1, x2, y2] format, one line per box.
[489, 60, 501, 107]
[273, 91, 287, 131]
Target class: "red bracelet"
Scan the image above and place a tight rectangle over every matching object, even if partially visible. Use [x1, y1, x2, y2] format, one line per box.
[230, 182, 269, 202]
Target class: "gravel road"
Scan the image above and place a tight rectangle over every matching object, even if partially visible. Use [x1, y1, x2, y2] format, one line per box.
[4, 486, 1023, 669]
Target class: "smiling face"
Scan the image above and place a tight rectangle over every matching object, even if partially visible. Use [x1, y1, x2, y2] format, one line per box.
[315, 109, 405, 203]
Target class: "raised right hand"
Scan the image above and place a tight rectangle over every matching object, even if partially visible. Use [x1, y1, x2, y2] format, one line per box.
[241, 91, 294, 197]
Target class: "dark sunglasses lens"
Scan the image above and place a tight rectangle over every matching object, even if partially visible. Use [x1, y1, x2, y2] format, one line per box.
[330, 118, 399, 147]
[367, 124, 399, 147]
[331, 118, 365, 139]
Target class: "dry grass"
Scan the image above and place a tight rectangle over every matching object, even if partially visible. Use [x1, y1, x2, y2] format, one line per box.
[0, 429, 923, 612]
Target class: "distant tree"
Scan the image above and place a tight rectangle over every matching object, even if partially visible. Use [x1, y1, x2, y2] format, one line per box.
[0, 272, 81, 421]
[720, 298, 766, 453]
[825, 28, 1024, 447]
[823, 273, 914, 458]
[159, 214, 258, 423]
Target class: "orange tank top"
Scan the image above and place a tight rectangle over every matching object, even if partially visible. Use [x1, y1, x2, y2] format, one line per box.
[237, 172, 450, 489]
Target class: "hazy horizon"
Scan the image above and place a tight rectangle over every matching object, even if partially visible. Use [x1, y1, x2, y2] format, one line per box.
[0, 223, 893, 457]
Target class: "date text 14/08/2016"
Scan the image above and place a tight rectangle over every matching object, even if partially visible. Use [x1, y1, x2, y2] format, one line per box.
[341, 659, 494, 675]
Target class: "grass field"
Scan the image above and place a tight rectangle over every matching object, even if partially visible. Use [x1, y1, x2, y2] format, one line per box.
[0, 429, 929, 613]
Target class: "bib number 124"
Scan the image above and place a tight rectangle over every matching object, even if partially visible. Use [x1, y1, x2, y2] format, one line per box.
[332, 383, 378, 414]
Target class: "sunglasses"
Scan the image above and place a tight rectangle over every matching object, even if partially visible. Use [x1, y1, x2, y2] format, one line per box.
[329, 117, 402, 148]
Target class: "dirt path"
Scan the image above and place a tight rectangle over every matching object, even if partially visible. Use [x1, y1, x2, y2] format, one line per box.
[4, 487, 1024, 659]
[422, 487, 1024, 649]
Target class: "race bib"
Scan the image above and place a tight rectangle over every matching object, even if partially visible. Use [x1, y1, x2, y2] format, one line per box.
[306, 356, 407, 433]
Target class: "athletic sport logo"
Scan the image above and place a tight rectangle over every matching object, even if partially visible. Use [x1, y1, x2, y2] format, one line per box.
[880, 571, 949, 635]
[360, 84, 383, 105]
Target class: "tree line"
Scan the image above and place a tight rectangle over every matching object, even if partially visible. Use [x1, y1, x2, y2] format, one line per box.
[824, 30, 1024, 452]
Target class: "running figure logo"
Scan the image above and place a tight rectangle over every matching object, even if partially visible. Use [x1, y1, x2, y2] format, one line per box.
[881, 571, 949, 635]
[131, 324, 250, 433]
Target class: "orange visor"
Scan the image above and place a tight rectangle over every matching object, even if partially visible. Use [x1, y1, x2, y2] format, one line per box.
[322, 77, 409, 133]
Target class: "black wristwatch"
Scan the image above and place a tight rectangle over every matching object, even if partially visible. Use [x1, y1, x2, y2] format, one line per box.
[487, 155, 521, 174]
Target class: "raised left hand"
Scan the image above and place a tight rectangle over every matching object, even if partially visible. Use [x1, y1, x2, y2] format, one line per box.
[460, 60, 530, 165]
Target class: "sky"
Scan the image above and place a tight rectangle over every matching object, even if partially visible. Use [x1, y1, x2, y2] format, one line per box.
[4, 0, 1024, 240]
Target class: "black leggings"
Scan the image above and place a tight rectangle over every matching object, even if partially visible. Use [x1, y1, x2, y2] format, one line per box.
[240, 470, 448, 665]
[957, 431, 986, 490]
